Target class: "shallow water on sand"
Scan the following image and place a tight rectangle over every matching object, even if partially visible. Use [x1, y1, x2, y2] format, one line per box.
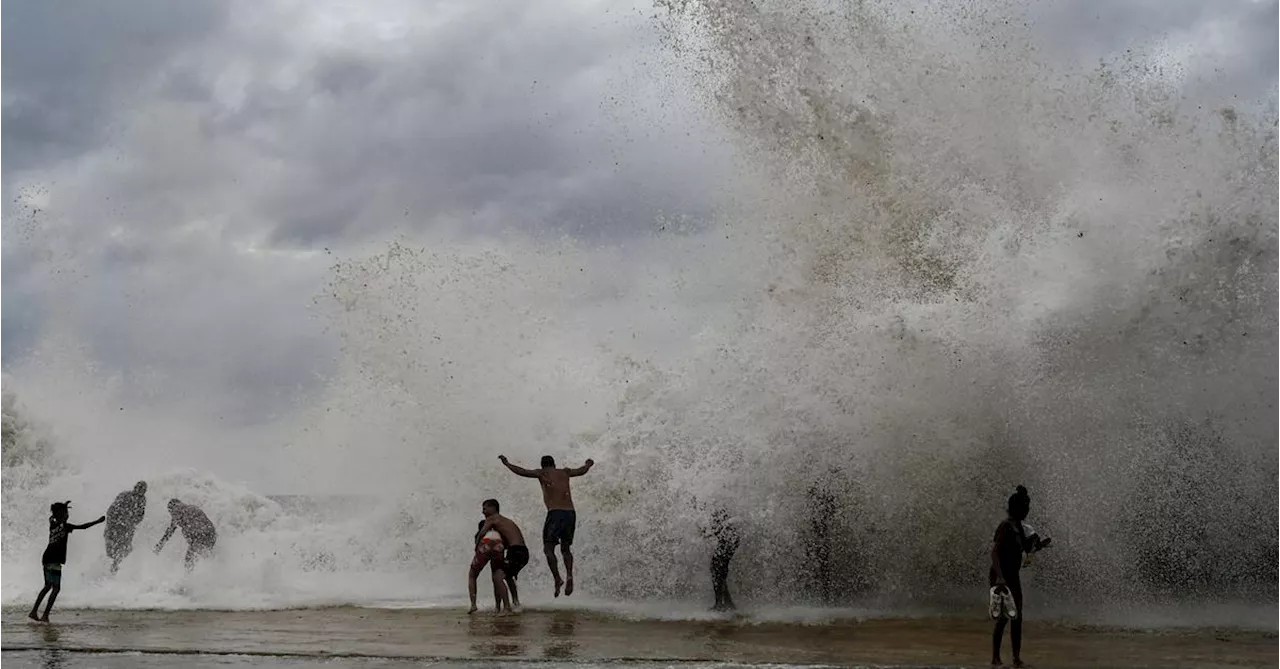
[3, 654, 807, 669]
[2, 607, 1275, 669]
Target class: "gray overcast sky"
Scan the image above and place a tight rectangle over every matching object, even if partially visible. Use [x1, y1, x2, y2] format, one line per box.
[2, 0, 1275, 436]
[2, 0, 734, 420]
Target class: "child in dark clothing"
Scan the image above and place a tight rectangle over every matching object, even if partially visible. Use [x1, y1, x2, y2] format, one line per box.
[30, 501, 105, 622]
[990, 485, 1051, 667]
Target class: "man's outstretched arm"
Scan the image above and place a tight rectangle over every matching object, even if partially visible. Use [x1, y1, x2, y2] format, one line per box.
[498, 455, 539, 478]
[155, 521, 178, 553]
[567, 459, 595, 477]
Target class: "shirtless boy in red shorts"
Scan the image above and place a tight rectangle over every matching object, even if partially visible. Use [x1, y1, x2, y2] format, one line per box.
[468, 511, 512, 614]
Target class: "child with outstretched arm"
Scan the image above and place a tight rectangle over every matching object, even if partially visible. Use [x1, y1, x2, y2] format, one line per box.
[30, 501, 105, 622]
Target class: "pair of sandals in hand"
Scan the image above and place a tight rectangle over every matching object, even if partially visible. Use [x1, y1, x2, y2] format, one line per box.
[989, 527, 1053, 620]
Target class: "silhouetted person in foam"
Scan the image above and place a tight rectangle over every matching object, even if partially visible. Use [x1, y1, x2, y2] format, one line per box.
[30, 501, 104, 621]
[155, 499, 217, 570]
[990, 485, 1052, 668]
[708, 506, 740, 611]
[806, 481, 836, 604]
[105, 481, 148, 574]
[499, 454, 594, 597]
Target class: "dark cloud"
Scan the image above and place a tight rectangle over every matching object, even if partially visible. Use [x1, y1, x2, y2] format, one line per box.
[2, 0, 227, 172]
[231, 3, 725, 246]
[0, 0, 1272, 427]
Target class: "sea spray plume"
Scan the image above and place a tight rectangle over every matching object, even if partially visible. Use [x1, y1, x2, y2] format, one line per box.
[613, 0, 1278, 605]
[1, 387, 67, 568]
[274, 0, 1277, 607]
[2, 386, 61, 473]
[306, 235, 750, 598]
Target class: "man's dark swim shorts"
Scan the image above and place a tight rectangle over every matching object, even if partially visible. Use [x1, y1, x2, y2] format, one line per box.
[542, 510, 576, 547]
[504, 545, 530, 578]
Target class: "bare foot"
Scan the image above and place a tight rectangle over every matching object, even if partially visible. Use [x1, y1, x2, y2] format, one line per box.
[28, 612, 39, 621]
[565, 579, 574, 596]
[554, 578, 563, 597]
[1012, 660, 1026, 668]
[497, 609, 514, 617]
[39, 615, 50, 623]
[467, 606, 477, 614]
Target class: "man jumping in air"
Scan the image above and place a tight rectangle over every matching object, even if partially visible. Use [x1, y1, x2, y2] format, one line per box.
[498, 454, 593, 597]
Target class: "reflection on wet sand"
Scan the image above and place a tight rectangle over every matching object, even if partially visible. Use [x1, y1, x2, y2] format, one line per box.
[702, 618, 739, 658]
[543, 611, 578, 659]
[467, 612, 527, 657]
[2, 607, 1274, 668]
[467, 609, 580, 659]
[35, 624, 65, 669]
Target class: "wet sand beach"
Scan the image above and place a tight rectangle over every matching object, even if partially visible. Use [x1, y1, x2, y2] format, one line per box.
[2, 607, 1274, 668]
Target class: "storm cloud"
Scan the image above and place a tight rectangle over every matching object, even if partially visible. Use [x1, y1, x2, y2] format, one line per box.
[2, 0, 1274, 436]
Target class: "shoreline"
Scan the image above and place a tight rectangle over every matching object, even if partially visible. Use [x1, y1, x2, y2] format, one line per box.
[3, 597, 1275, 632]
[3, 607, 1275, 668]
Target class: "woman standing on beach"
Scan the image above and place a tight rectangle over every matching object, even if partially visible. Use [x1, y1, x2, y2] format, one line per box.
[990, 485, 1050, 668]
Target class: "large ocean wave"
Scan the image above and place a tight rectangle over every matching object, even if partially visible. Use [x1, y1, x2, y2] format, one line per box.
[3, 0, 1275, 621]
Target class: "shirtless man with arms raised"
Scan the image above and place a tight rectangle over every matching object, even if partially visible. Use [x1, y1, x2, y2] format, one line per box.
[498, 454, 594, 597]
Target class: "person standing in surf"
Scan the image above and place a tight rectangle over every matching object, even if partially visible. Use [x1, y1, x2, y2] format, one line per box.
[155, 499, 217, 570]
[475, 498, 530, 608]
[104, 481, 148, 574]
[708, 506, 740, 611]
[498, 454, 593, 596]
[30, 501, 105, 622]
[990, 485, 1051, 668]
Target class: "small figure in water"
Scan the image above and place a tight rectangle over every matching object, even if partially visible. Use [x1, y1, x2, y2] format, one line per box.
[708, 506, 740, 611]
[155, 499, 217, 570]
[469, 515, 511, 614]
[30, 501, 105, 622]
[476, 498, 530, 609]
[105, 481, 148, 574]
[990, 485, 1051, 668]
[499, 454, 594, 597]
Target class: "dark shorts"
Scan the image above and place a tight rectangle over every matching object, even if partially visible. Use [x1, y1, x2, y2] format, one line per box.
[504, 545, 530, 578]
[543, 510, 577, 547]
[43, 564, 62, 586]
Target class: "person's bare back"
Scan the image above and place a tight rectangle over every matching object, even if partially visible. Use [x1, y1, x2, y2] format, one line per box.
[498, 455, 593, 511]
[485, 514, 526, 547]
